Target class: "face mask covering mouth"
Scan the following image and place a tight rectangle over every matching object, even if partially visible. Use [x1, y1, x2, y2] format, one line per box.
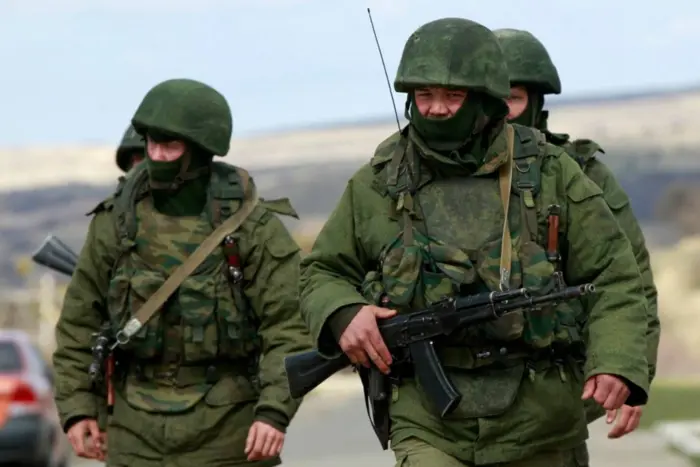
[408, 93, 482, 152]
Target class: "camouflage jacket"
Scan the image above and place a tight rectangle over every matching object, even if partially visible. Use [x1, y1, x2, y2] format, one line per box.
[549, 133, 661, 423]
[554, 134, 660, 379]
[299, 124, 650, 464]
[53, 162, 311, 433]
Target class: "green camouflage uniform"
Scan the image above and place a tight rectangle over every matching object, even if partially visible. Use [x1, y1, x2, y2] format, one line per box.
[53, 79, 311, 467]
[299, 18, 649, 467]
[495, 28, 660, 425]
[115, 124, 146, 173]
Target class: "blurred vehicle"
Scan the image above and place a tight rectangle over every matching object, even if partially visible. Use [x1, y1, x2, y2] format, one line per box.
[0, 329, 69, 467]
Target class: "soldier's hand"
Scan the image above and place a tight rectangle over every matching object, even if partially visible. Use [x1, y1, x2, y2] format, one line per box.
[606, 405, 643, 439]
[245, 421, 285, 461]
[582, 374, 631, 410]
[338, 305, 397, 374]
[67, 418, 104, 461]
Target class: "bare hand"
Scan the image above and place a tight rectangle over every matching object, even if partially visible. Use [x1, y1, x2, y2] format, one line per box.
[338, 305, 397, 374]
[66, 419, 105, 461]
[245, 421, 285, 461]
[582, 374, 631, 411]
[606, 405, 643, 439]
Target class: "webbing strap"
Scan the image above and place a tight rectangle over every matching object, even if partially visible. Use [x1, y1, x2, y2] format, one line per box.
[497, 125, 515, 291]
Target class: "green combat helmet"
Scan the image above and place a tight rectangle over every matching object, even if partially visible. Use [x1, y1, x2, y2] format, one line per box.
[115, 124, 145, 172]
[394, 18, 511, 99]
[493, 28, 561, 95]
[131, 78, 233, 156]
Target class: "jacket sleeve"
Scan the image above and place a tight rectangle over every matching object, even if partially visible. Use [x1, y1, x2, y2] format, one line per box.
[299, 179, 371, 358]
[243, 209, 312, 433]
[559, 157, 649, 406]
[53, 209, 119, 431]
[585, 159, 660, 383]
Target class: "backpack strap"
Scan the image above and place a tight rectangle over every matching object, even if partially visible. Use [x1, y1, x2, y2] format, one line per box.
[510, 124, 548, 244]
[385, 126, 411, 202]
[209, 162, 247, 225]
[112, 163, 150, 252]
[208, 162, 251, 284]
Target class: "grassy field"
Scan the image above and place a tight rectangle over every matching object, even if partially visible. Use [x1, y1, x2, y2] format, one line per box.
[643, 380, 700, 466]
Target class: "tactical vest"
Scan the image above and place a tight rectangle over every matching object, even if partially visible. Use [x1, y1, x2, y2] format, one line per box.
[102, 162, 266, 412]
[364, 124, 582, 370]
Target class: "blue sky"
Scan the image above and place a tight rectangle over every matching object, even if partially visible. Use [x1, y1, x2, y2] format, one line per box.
[1, 0, 698, 145]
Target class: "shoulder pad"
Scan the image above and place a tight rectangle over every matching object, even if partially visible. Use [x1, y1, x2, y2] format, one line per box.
[545, 131, 571, 147]
[86, 195, 115, 216]
[561, 138, 605, 168]
[570, 138, 605, 158]
[210, 161, 246, 200]
[370, 129, 404, 169]
[259, 197, 299, 219]
[511, 123, 547, 160]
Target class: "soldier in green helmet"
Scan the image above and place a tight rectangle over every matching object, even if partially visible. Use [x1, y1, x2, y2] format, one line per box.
[494, 27, 660, 441]
[115, 124, 146, 173]
[300, 18, 650, 466]
[53, 78, 311, 466]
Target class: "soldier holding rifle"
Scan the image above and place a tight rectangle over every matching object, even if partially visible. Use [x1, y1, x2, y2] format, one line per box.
[296, 17, 650, 467]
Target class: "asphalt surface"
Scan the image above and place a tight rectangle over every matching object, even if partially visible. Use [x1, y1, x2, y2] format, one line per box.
[70, 376, 692, 467]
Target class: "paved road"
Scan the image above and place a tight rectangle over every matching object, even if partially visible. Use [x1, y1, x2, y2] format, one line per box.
[71, 376, 691, 467]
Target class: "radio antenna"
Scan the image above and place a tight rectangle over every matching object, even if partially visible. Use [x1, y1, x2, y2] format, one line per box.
[367, 8, 401, 131]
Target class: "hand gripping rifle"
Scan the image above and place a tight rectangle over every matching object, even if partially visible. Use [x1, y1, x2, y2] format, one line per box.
[284, 281, 595, 448]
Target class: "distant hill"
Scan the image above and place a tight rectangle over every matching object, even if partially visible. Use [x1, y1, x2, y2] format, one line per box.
[1, 85, 699, 288]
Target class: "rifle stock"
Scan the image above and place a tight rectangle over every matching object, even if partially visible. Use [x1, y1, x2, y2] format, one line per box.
[285, 350, 350, 399]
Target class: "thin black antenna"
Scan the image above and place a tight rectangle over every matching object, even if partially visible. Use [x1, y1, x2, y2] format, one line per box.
[367, 8, 401, 131]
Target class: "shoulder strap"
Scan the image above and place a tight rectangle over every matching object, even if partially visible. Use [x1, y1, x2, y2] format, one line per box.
[497, 125, 515, 290]
[510, 124, 545, 207]
[113, 163, 150, 246]
[509, 124, 548, 244]
[115, 167, 259, 346]
[208, 161, 247, 226]
[384, 127, 411, 201]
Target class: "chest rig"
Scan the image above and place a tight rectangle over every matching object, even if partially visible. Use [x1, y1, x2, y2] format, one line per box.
[379, 124, 552, 283]
[114, 162, 249, 281]
[367, 124, 581, 353]
[104, 162, 262, 405]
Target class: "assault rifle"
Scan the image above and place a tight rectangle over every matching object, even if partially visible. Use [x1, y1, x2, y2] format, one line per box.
[31, 235, 78, 277]
[284, 282, 594, 447]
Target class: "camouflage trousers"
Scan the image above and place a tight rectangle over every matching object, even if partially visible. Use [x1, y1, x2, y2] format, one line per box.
[392, 437, 589, 466]
[105, 389, 280, 467]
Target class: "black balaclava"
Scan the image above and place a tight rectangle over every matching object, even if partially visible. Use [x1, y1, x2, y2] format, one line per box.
[144, 130, 213, 217]
[406, 90, 508, 174]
